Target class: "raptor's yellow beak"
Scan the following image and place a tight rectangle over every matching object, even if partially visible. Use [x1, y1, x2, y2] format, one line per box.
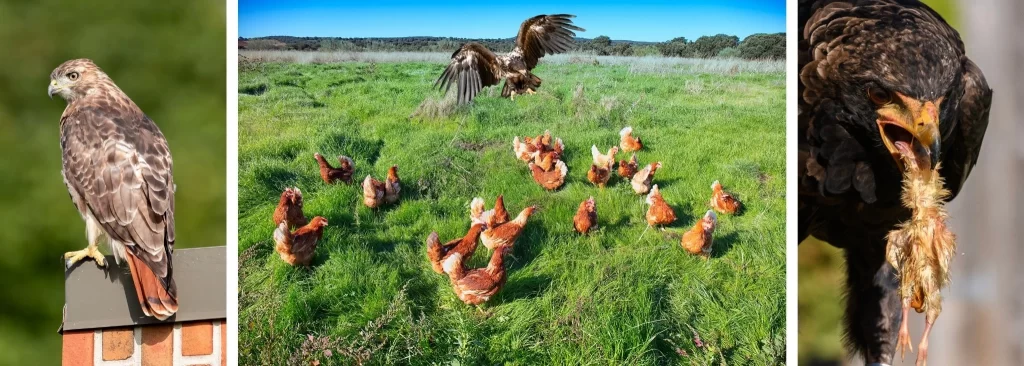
[48, 79, 59, 99]
[877, 94, 943, 170]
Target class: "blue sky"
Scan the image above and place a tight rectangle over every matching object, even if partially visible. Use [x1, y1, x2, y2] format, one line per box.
[239, 0, 785, 42]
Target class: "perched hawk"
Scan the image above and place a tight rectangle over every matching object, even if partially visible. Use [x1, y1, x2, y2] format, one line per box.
[798, 0, 990, 364]
[434, 14, 584, 104]
[50, 59, 178, 320]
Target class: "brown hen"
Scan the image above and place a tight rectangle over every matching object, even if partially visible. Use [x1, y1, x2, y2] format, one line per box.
[573, 197, 597, 235]
[710, 180, 741, 214]
[631, 162, 661, 194]
[314, 153, 355, 185]
[619, 126, 643, 152]
[681, 210, 717, 257]
[587, 164, 611, 187]
[529, 160, 567, 190]
[272, 187, 307, 229]
[618, 153, 638, 179]
[273, 216, 328, 266]
[482, 205, 537, 250]
[645, 184, 676, 227]
[446, 245, 512, 306]
[426, 222, 486, 275]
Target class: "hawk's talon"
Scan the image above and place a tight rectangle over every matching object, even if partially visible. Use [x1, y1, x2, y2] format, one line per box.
[526, 88, 536, 95]
[64, 245, 106, 269]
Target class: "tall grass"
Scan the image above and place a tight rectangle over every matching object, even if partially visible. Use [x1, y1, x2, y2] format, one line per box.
[239, 50, 784, 75]
[238, 60, 786, 365]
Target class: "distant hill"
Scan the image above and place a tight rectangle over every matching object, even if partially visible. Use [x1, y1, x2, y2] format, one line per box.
[239, 33, 785, 60]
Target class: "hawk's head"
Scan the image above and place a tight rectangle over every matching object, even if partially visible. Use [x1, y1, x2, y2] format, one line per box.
[803, 4, 966, 171]
[48, 59, 112, 102]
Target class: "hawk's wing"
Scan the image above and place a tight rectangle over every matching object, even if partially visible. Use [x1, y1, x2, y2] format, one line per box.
[434, 42, 502, 104]
[514, 14, 584, 70]
[61, 106, 178, 318]
[941, 58, 991, 199]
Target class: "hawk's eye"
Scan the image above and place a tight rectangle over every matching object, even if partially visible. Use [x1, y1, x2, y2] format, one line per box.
[67, 72, 80, 81]
[867, 85, 892, 105]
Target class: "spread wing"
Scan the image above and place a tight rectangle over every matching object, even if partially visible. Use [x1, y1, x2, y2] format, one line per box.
[61, 107, 176, 291]
[941, 58, 991, 199]
[514, 14, 584, 70]
[434, 42, 502, 104]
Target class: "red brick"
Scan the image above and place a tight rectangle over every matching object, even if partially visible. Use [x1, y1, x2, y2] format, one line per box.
[142, 324, 173, 366]
[62, 329, 94, 366]
[102, 327, 134, 361]
[220, 320, 227, 366]
[181, 321, 213, 356]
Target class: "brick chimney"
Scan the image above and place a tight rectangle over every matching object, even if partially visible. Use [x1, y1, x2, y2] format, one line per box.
[60, 247, 226, 366]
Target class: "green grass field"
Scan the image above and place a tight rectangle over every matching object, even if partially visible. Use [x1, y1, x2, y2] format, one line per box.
[238, 54, 785, 365]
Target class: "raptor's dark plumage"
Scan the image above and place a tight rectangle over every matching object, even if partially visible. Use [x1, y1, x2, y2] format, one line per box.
[434, 14, 584, 104]
[798, 0, 991, 363]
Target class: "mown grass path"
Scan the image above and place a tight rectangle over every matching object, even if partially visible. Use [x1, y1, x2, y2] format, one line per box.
[239, 60, 785, 365]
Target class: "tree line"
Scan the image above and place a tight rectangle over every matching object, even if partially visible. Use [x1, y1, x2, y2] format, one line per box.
[239, 33, 785, 60]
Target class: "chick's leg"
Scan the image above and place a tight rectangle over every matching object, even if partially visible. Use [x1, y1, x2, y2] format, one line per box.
[65, 217, 106, 268]
[896, 300, 913, 359]
[916, 317, 934, 366]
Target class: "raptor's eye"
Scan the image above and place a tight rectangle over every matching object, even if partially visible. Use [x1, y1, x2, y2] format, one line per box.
[867, 85, 892, 105]
[67, 72, 80, 81]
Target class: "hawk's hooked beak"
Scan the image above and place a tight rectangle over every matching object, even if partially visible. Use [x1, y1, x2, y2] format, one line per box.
[877, 95, 943, 171]
[48, 79, 60, 99]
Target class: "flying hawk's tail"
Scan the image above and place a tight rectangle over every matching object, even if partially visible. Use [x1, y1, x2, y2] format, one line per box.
[126, 252, 178, 320]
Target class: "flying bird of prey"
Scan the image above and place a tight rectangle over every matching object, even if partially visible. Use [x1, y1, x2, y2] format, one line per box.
[434, 14, 584, 104]
[50, 59, 179, 320]
[798, 1, 991, 364]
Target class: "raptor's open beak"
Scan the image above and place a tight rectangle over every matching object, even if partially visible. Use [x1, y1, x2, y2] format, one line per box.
[877, 95, 943, 171]
[48, 79, 59, 99]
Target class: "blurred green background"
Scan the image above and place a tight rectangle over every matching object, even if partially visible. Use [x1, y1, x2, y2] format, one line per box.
[0, 0, 224, 364]
[798, 1, 956, 364]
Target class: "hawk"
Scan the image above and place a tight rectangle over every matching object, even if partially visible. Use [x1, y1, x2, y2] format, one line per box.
[50, 59, 178, 320]
[434, 14, 584, 104]
[798, 0, 991, 364]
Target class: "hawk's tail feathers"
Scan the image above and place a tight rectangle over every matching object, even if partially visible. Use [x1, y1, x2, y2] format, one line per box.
[126, 253, 178, 320]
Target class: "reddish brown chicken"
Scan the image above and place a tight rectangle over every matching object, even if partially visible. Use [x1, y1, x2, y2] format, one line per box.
[681, 210, 717, 257]
[710, 180, 741, 214]
[384, 165, 401, 204]
[272, 187, 307, 229]
[587, 164, 611, 187]
[273, 216, 328, 266]
[534, 151, 556, 172]
[619, 126, 643, 152]
[482, 206, 538, 250]
[426, 222, 486, 274]
[513, 136, 541, 162]
[618, 153, 638, 179]
[472, 196, 510, 227]
[362, 174, 386, 208]
[314, 153, 355, 184]
[529, 160, 567, 190]
[446, 244, 512, 306]
[591, 145, 619, 170]
[573, 197, 597, 234]
[645, 184, 676, 227]
[631, 162, 661, 194]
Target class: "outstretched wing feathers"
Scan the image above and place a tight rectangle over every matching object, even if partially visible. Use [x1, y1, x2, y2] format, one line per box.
[434, 42, 500, 104]
[516, 14, 584, 69]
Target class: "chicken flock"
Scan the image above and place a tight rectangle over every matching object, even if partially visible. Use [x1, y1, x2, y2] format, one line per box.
[269, 126, 744, 309]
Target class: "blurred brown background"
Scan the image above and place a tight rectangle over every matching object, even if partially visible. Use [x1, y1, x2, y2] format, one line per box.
[798, 0, 1024, 364]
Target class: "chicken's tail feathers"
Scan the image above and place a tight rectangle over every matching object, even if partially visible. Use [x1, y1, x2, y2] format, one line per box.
[556, 160, 568, 177]
[126, 252, 177, 320]
[620, 126, 633, 137]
